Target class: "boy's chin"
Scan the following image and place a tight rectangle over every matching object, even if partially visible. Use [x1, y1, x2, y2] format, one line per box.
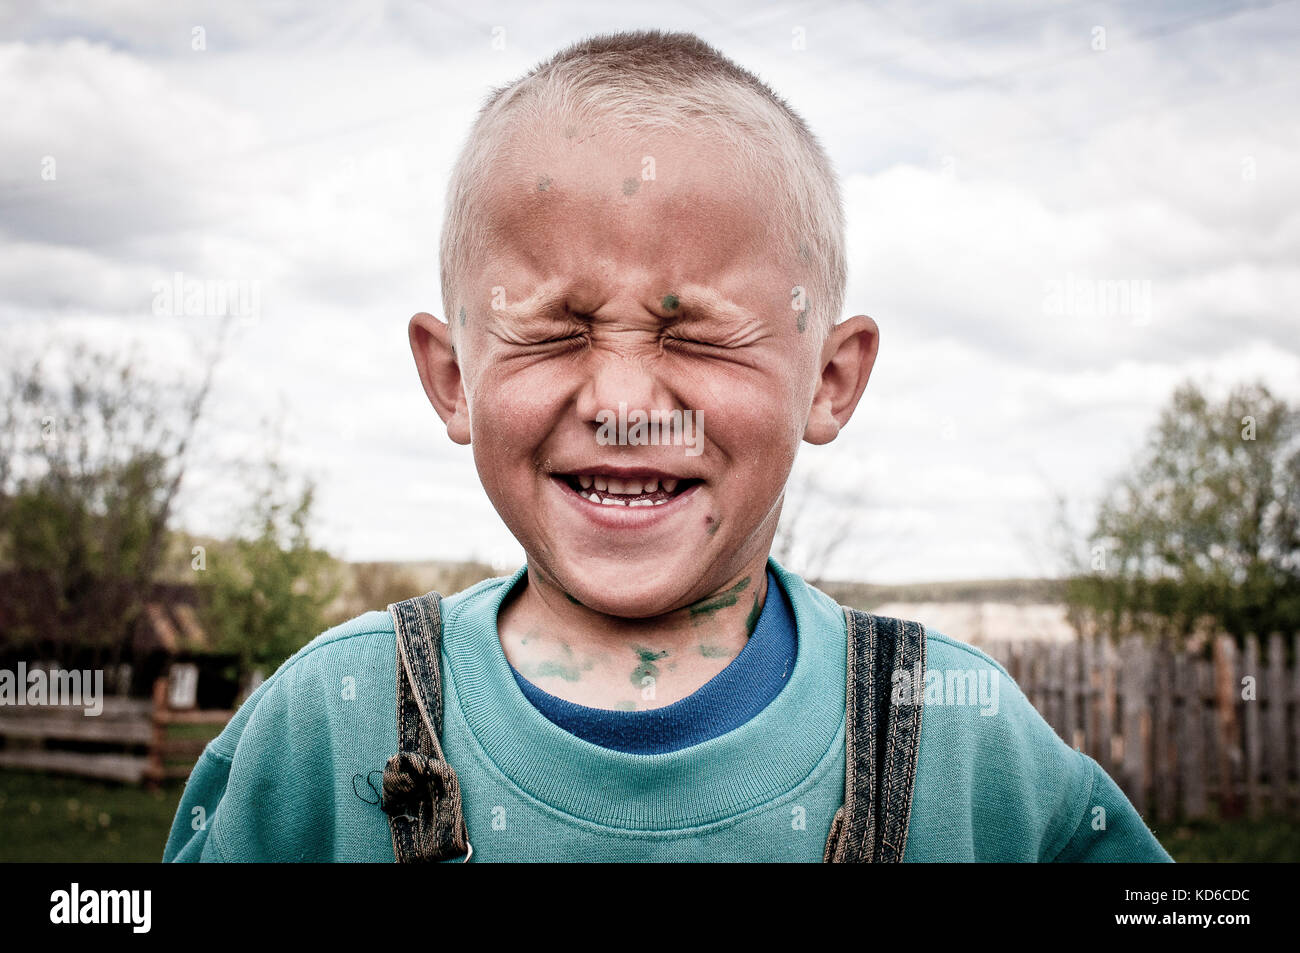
[546, 554, 718, 619]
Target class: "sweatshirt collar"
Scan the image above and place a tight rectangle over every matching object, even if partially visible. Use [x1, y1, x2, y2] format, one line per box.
[437, 558, 847, 830]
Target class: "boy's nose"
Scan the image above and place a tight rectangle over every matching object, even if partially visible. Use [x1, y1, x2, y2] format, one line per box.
[576, 348, 672, 429]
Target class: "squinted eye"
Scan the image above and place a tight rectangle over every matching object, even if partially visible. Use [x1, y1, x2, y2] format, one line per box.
[531, 332, 587, 348]
[663, 334, 727, 351]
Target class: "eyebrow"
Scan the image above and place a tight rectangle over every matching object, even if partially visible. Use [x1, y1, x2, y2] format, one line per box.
[665, 284, 753, 327]
[496, 277, 572, 323]
[497, 278, 755, 328]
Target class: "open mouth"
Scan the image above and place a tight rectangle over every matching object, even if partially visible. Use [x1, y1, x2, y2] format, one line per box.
[556, 473, 701, 507]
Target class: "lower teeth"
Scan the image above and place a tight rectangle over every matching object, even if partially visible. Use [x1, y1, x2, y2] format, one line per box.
[579, 490, 667, 507]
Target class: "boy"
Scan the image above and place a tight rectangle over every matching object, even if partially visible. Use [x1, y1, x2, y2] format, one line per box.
[164, 30, 1171, 862]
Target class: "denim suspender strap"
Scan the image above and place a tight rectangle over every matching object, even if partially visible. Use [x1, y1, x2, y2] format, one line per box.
[381, 592, 472, 863]
[823, 609, 926, 863]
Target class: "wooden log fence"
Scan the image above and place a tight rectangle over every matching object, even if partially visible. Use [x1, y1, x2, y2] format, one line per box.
[982, 633, 1299, 823]
[0, 670, 232, 785]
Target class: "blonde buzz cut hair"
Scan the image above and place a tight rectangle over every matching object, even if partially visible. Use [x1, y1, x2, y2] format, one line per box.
[440, 29, 846, 337]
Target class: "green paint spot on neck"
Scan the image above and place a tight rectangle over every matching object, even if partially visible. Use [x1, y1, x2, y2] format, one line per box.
[687, 576, 751, 620]
[633, 645, 669, 663]
[744, 593, 762, 637]
[525, 660, 584, 682]
[458, 305, 467, 326]
[661, 293, 679, 311]
[629, 643, 668, 688]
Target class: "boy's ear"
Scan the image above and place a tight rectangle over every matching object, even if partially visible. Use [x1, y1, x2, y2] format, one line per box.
[803, 314, 880, 445]
[409, 311, 471, 445]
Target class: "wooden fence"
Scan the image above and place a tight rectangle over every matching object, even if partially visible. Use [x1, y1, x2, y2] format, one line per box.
[0, 672, 232, 786]
[981, 633, 1299, 823]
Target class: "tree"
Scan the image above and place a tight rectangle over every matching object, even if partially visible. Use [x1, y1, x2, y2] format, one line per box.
[198, 460, 340, 677]
[0, 343, 215, 668]
[1067, 379, 1300, 643]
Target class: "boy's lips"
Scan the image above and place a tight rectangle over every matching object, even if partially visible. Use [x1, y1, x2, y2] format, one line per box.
[547, 469, 703, 527]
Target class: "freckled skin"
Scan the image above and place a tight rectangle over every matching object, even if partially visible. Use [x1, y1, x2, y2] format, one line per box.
[407, 121, 880, 709]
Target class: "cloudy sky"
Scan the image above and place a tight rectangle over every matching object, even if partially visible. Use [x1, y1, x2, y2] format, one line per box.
[3, 0, 1297, 582]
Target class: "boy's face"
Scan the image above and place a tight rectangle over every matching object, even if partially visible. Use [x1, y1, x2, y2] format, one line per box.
[413, 123, 876, 617]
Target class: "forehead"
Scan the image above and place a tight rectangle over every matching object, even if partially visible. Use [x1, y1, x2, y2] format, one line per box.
[471, 123, 792, 304]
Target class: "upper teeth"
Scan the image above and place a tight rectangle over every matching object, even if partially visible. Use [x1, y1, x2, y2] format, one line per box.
[570, 474, 684, 506]
[576, 476, 672, 495]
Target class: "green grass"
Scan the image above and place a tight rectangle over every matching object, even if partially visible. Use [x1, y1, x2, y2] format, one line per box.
[0, 769, 187, 862]
[1160, 815, 1300, 862]
[2, 766, 1298, 862]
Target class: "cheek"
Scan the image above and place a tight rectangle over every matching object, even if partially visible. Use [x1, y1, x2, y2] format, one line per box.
[469, 360, 559, 443]
[465, 359, 574, 509]
[682, 365, 808, 463]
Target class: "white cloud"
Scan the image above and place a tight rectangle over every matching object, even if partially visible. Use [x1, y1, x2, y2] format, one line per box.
[4, 0, 1298, 582]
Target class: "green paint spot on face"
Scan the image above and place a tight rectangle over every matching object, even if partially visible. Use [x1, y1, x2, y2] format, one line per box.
[797, 240, 811, 262]
[661, 293, 679, 311]
[744, 593, 761, 637]
[537, 175, 551, 191]
[688, 576, 751, 620]
[629, 644, 669, 687]
[563, 591, 582, 606]
[459, 305, 467, 326]
[699, 644, 729, 659]
[621, 177, 640, 196]
[706, 517, 721, 537]
[796, 308, 807, 333]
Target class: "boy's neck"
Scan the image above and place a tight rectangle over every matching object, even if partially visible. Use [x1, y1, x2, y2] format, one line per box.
[497, 557, 771, 711]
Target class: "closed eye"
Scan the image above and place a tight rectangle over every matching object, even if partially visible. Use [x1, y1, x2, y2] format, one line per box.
[662, 334, 734, 351]
[528, 331, 588, 349]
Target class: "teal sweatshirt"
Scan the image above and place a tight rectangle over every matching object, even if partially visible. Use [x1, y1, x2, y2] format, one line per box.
[163, 561, 1173, 862]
